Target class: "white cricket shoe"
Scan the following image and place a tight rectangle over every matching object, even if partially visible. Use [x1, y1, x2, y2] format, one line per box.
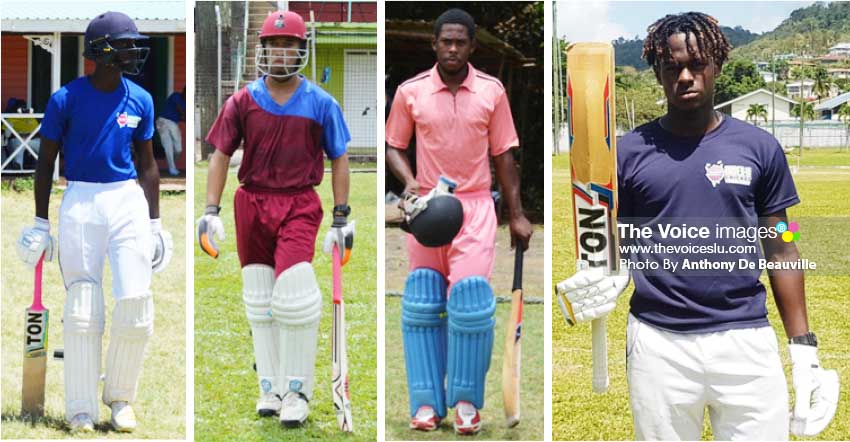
[69, 413, 95, 433]
[453, 400, 482, 435]
[257, 392, 282, 417]
[109, 401, 137, 432]
[279, 392, 309, 427]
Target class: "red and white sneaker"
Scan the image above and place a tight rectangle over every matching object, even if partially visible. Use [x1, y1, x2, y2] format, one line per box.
[453, 401, 481, 435]
[409, 405, 440, 431]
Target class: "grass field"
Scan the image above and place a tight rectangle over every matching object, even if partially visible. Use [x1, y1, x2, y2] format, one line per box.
[384, 226, 546, 441]
[1, 181, 186, 439]
[193, 165, 377, 442]
[552, 149, 850, 440]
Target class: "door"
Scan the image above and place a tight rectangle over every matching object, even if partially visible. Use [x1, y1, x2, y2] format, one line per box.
[343, 50, 376, 152]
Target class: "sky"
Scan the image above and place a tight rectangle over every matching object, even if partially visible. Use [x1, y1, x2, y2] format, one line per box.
[556, 1, 820, 42]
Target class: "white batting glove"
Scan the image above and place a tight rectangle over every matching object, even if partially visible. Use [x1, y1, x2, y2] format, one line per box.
[555, 261, 629, 326]
[323, 221, 355, 264]
[17, 217, 55, 266]
[150, 218, 173, 273]
[789, 343, 839, 437]
[197, 206, 225, 259]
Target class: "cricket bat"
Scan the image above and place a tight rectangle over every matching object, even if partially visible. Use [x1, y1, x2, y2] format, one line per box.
[566, 42, 619, 394]
[22, 253, 48, 417]
[331, 244, 353, 432]
[502, 245, 524, 427]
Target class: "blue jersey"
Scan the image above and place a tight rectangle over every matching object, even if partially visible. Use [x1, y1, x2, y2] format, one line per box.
[618, 117, 799, 333]
[41, 76, 154, 182]
[160, 91, 185, 123]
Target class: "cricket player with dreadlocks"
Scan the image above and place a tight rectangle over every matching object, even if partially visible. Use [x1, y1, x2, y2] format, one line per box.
[386, 8, 533, 435]
[197, 10, 352, 427]
[16, 11, 171, 433]
[557, 12, 839, 440]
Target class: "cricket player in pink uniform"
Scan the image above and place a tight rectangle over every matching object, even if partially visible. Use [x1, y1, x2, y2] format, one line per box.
[16, 11, 171, 433]
[197, 10, 352, 428]
[386, 8, 533, 435]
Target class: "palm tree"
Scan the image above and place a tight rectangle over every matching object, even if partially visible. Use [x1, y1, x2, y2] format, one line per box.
[746, 103, 769, 125]
[838, 103, 850, 150]
[811, 67, 834, 103]
[791, 101, 817, 120]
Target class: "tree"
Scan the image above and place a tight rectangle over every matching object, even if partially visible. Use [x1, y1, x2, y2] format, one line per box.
[791, 101, 816, 120]
[746, 103, 769, 125]
[715, 59, 767, 104]
[839, 103, 850, 149]
[811, 66, 835, 102]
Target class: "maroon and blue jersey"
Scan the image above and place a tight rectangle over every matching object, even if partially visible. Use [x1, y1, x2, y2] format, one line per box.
[619, 117, 799, 333]
[206, 75, 350, 192]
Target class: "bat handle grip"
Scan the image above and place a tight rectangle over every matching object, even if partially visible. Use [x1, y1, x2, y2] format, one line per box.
[32, 253, 45, 311]
[332, 245, 342, 304]
[512, 244, 524, 291]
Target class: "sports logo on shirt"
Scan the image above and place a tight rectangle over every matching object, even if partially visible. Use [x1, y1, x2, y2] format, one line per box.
[705, 160, 752, 188]
[116, 112, 142, 129]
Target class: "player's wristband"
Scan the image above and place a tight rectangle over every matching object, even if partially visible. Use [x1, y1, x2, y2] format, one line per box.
[205, 205, 221, 216]
[332, 204, 350, 227]
[789, 332, 818, 347]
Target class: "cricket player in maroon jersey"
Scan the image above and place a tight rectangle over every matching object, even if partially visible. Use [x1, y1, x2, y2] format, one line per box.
[197, 10, 353, 428]
[386, 8, 533, 435]
[557, 12, 838, 440]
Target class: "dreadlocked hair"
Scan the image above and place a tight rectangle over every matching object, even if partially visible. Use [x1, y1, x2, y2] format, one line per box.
[642, 12, 731, 74]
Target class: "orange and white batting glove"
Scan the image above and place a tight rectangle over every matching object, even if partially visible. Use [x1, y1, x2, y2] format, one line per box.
[555, 261, 629, 326]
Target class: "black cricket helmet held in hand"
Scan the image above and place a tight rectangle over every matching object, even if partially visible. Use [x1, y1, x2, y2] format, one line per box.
[83, 11, 150, 75]
[408, 195, 464, 247]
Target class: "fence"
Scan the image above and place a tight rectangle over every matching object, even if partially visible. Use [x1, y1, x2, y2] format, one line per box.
[1, 113, 44, 175]
[309, 26, 377, 161]
[755, 120, 850, 149]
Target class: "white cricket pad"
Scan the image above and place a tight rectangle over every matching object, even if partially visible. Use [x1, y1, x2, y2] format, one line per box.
[103, 295, 154, 405]
[242, 264, 279, 398]
[271, 262, 322, 400]
[63, 282, 105, 421]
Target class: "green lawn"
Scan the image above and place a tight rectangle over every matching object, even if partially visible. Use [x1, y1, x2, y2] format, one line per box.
[193, 165, 377, 442]
[552, 150, 850, 440]
[1, 183, 186, 439]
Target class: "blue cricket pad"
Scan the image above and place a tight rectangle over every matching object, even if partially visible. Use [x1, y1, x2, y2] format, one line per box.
[401, 268, 448, 418]
[446, 276, 496, 409]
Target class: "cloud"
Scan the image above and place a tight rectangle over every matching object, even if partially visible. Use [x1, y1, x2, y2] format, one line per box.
[557, 0, 630, 43]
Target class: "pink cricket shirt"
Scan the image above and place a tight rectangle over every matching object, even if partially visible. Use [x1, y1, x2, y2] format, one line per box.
[386, 63, 519, 194]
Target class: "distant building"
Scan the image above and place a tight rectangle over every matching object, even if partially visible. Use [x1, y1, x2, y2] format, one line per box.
[817, 54, 848, 65]
[786, 80, 815, 99]
[828, 68, 850, 80]
[827, 42, 850, 56]
[714, 88, 797, 122]
[814, 91, 850, 120]
[760, 71, 777, 83]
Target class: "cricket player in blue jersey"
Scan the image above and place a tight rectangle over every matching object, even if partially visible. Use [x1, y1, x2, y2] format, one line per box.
[557, 12, 839, 440]
[16, 11, 172, 433]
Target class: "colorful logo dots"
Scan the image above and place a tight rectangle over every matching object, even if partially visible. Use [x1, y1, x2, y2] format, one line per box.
[778, 221, 800, 242]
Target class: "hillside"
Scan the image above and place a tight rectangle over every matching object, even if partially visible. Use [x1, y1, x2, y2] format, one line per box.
[613, 25, 760, 69]
[732, 1, 850, 60]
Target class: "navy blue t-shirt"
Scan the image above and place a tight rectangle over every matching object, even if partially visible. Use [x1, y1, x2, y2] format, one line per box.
[619, 117, 799, 333]
[160, 91, 185, 123]
[41, 76, 154, 182]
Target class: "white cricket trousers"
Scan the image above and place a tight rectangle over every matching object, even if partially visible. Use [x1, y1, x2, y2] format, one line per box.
[155, 117, 182, 172]
[59, 180, 153, 297]
[626, 314, 789, 441]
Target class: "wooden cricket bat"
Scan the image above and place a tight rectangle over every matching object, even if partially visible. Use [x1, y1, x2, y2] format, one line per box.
[22, 253, 48, 417]
[566, 42, 619, 394]
[331, 245, 353, 432]
[502, 245, 524, 427]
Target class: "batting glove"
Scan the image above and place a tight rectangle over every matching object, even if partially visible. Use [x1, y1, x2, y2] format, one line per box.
[17, 217, 54, 266]
[197, 205, 225, 259]
[323, 205, 354, 265]
[555, 261, 629, 326]
[151, 218, 173, 273]
[789, 343, 839, 436]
